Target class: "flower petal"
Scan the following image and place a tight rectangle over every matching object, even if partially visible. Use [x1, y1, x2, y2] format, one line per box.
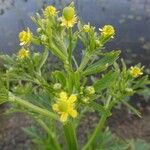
[60, 113, 68, 122]
[68, 95, 77, 103]
[52, 104, 59, 112]
[69, 109, 77, 118]
[60, 91, 68, 101]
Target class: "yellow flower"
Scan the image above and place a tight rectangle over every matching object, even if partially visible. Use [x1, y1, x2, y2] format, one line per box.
[99, 25, 115, 38]
[19, 28, 32, 46]
[52, 91, 77, 122]
[129, 66, 143, 78]
[83, 24, 90, 32]
[60, 7, 77, 28]
[60, 16, 77, 28]
[18, 48, 29, 59]
[44, 5, 57, 17]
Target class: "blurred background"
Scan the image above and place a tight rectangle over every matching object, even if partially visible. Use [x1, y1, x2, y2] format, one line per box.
[0, 0, 150, 149]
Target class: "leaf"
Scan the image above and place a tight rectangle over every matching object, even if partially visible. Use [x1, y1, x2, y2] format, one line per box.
[122, 101, 141, 117]
[51, 70, 66, 86]
[83, 50, 120, 76]
[133, 75, 150, 90]
[88, 101, 110, 116]
[0, 78, 8, 105]
[94, 71, 118, 92]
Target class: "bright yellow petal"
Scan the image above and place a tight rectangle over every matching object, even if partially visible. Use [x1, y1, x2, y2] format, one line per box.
[68, 95, 77, 103]
[60, 91, 68, 101]
[69, 109, 77, 118]
[52, 104, 59, 112]
[60, 113, 68, 122]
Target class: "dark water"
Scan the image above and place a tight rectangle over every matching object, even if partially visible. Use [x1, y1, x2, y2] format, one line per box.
[0, 0, 150, 66]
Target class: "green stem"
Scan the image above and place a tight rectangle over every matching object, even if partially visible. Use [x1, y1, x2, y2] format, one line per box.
[37, 119, 61, 150]
[82, 114, 108, 150]
[37, 48, 49, 75]
[77, 52, 91, 72]
[68, 28, 73, 66]
[63, 122, 78, 150]
[9, 92, 57, 120]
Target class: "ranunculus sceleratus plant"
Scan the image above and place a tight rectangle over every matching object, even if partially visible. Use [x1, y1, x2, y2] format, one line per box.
[0, 3, 149, 150]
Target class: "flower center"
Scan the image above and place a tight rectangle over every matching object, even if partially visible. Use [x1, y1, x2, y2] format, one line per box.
[58, 101, 68, 112]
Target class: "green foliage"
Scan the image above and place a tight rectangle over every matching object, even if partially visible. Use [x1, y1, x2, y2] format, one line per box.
[0, 3, 149, 150]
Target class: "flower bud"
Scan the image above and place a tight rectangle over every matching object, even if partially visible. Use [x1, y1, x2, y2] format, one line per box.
[83, 24, 90, 32]
[53, 83, 62, 90]
[95, 40, 102, 47]
[40, 35, 48, 42]
[125, 88, 133, 93]
[37, 28, 42, 33]
[82, 97, 90, 103]
[85, 86, 95, 95]
[63, 7, 75, 21]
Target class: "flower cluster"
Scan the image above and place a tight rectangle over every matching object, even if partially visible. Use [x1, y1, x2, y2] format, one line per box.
[43, 5, 58, 17]
[52, 91, 77, 122]
[60, 6, 77, 28]
[19, 28, 32, 46]
[18, 48, 29, 59]
[129, 66, 143, 78]
[99, 25, 115, 38]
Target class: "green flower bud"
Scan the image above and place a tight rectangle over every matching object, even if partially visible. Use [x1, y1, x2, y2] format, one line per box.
[125, 88, 133, 93]
[53, 83, 62, 90]
[85, 86, 95, 95]
[82, 97, 90, 103]
[83, 24, 90, 32]
[63, 7, 75, 21]
[37, 28, 42, 33]
[40, 35, 47, 42]
[95, 40, 101, 47]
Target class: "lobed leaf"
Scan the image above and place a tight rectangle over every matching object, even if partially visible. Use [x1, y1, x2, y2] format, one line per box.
[83, 50, 120, 76]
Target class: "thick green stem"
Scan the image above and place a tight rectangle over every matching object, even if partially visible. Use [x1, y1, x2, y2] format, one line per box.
[63, 122, 78, 150]
[37, 119, 61, 150]
[82, 114, 108, 150]
[9, 93, 57, 120]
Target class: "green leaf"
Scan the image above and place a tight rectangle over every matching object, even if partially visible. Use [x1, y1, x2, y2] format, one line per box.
[88, 101, 110, 116]
[122, 101, 141, 117]
[94, 71, 118, 92]
[51, 70, 66, 86]
[133, 75, 150, 90]
[0, 78, 8, 105]
[83, 50, 120, 76]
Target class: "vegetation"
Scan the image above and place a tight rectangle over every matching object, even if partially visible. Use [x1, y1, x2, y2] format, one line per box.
[0, 3, 149, 150]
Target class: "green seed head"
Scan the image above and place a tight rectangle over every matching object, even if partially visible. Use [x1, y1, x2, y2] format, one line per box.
[63, 7, 75, 21]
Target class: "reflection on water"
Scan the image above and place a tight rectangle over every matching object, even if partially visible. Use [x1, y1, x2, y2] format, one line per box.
[0, 0, 150, 65]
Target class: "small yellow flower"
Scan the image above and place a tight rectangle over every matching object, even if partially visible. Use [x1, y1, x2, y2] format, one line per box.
[60, 7, 77, 28]
[83, 24, 90, 32]
[52, 91, 77, 122]
[99, 25, 115, 38]
[60, 16, 77, 28]
[19, 28, 32, 46]
[129, 66, 143, 78]
[18, 48, 29, 59]
[44, 5, 57, 17]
